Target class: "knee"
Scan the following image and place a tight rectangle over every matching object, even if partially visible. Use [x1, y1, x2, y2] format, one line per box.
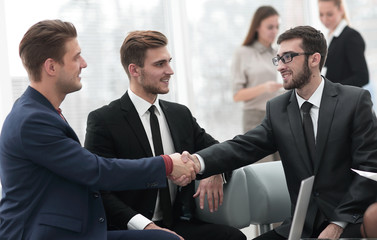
[361, 202, 377, 238]
[226, 227, 247, 240]
[153, 230, 181, 240]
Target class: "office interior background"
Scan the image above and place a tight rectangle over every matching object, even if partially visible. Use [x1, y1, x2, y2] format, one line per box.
[1, 0, 377, 143]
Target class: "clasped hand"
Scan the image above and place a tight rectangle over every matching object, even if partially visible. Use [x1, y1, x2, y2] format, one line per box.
[168, 152, 224, 212]
[168, 151, 201, 186]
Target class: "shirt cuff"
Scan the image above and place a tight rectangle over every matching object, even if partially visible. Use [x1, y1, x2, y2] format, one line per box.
[194, 154, 205, 174]
[331, 221, 348, 229]
[127, 214, 153, 230]
[161, 155, 173, 175]
[221, 173, 227, 184]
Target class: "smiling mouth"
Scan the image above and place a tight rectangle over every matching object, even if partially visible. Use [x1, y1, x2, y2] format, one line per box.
[281, 71, 291, 80]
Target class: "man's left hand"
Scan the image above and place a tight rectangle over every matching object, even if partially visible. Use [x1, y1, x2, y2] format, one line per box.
[193, 174, 223, 212]
[317, 223, 344, 239]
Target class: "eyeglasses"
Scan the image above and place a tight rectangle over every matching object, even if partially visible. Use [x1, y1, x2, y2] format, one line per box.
[272, 52, 313, 66]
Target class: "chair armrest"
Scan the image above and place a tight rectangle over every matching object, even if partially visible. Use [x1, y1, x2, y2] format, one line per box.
[243, 161, 291, 224]
[194, 168, 251, 229]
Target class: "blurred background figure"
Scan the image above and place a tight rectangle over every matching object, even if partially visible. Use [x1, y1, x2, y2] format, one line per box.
[231, 5, 283, 162]
[318, 0, 369, 87]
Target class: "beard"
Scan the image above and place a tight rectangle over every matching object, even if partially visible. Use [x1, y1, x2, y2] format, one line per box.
[139, 69, 169, 95]
[284, 59, 311, 90]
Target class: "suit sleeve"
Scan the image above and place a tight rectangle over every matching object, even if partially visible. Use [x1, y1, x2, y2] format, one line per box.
[19, 111, 167, 192]
[196, 102, 277, 178]
[342, 30, 369, 87]
[184, 107, 235, 181]
[334, 90, 377, 222]
[85, 110, 140, 229]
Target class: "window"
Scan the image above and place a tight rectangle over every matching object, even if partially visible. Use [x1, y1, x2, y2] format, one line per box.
[2, 0, 376, 143]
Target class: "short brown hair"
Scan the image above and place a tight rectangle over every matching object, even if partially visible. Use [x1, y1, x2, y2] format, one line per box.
[120, 31, 168, 78]
[277, 26, 328, 70]
[19, 19, 77, 82]
[243, 6, 279, 46]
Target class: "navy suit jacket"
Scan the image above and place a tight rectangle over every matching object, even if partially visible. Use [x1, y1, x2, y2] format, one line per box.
[325, 26, 369, 87]
[84, 91, 221, 229]
[197, 79, 377, 237]
[0, 87, 167, 239]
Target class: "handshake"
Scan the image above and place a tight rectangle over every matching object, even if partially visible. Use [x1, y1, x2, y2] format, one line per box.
[168, 151, 201, 186]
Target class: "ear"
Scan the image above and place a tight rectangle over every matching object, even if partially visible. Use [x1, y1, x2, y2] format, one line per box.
[309, 53, 321, 68]
[128, 63, 141, 77]
[43, 58, 57, 76]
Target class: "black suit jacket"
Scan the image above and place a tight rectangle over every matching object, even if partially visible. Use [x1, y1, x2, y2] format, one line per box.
[197, 79, 377, 237]
[85, 91, 220, 229]
[325, 26, 369, 87]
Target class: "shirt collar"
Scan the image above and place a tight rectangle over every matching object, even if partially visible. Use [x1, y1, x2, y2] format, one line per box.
[295, 77, 325, 109]
[128, 88, 162, 117]
[252, 41, 274, 54]
[331, 19, 348, 38]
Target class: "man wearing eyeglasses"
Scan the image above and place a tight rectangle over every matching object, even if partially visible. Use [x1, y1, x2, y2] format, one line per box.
[185, 25, 377, 239]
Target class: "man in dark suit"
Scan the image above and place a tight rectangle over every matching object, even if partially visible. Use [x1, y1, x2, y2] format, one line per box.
[0, 20, 196, 240]
[85, 31, 245, 240]
[187, 26, 377, 239]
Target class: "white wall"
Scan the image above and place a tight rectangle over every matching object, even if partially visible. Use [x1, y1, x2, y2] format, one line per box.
[0, 0, 13, 133]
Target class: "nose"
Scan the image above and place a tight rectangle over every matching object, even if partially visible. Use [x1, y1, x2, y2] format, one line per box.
[81, 57, 88, 68]
[166, 63, 174, 75]
[276, 60, 285, 72]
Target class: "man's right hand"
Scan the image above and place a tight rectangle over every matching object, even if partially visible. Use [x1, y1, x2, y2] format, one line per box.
[181, 151, 201, 173]
[145, 222, 184, 240]
[168, 153, 198, 186]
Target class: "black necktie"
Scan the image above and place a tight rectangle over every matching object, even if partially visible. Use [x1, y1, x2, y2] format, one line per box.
[301, 102, 316, 166]
[148, 105, 173, 227]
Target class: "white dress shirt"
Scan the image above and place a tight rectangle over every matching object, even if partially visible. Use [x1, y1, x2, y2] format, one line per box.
[295, 77, 347, 229]
[127, 89, 177, 230]
[295, 77, 324, 140]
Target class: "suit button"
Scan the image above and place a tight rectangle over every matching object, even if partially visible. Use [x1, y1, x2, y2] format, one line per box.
[98, 217, 105, 223]
[314, 191, 320, 197]
[93, 193, 99, 198]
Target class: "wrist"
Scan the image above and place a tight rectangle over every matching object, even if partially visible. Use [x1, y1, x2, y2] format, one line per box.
[145, 222, 158, 230]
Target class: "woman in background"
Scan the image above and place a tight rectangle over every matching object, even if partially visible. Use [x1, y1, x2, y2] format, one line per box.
[231, 6, 282, 162]
[318, 0, 369, 87]
[232, 6, 282, 133]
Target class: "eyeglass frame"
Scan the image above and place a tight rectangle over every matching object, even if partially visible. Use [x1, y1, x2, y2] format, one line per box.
[272, 52, 314, 66]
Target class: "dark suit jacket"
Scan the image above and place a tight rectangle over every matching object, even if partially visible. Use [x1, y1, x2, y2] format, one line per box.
[325, 26, 369, 87]
[84, 91, 221, 229]
[0, 87, 167, 240]
[197, 79, 377, 238]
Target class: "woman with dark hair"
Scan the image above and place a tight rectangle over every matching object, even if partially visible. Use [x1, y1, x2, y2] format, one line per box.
[318, 0, 369, 87]
[231, 5, 282, 162]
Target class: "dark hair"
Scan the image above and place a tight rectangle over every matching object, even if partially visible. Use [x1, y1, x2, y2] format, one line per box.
[19, 19, 77, 82]
[242, 6, 279, 46]
[277, 26, 328, 70]
[120, 31, 168, 78]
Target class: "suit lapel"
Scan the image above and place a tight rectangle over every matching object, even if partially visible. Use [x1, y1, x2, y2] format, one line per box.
[120, 92, 153, 156]
[287, 91, 313, 173]
[159, 100, 181, 152]
[315, 79, 338, 173]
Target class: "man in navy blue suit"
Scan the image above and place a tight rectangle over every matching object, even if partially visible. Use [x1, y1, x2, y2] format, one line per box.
[0, 19, 196, 240]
